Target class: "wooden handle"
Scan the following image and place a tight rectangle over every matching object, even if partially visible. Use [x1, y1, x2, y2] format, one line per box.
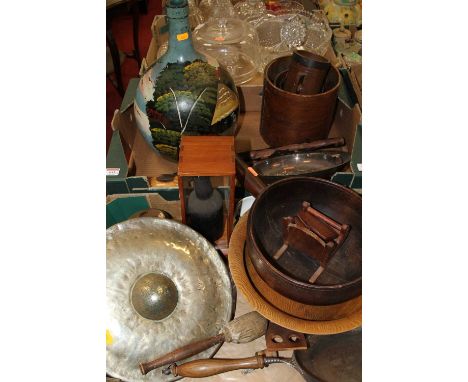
[302, 202, 346, 233]
[249, 137, 345, 160]
[139, 334, 225, 375]
[235, 155, 266, 197]
[170, 354, 265, 378]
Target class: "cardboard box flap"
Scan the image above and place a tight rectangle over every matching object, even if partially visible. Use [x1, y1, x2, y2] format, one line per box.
[332, 122, 362, 189]
[120, 78, 139, 113]
[337, 68, 358, 109]
[126, 176, 150, 190]
[350, 123, 362, 174]
[106, 193, 182, 227]
[106, 196, 150, 228]
[106, 130, 128, 179]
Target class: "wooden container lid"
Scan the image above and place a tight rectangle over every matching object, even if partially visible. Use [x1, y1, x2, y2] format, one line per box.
[178, 136, 235, 176]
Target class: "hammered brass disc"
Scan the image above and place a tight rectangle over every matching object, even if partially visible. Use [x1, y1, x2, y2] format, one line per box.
[131, 273, 179, 321]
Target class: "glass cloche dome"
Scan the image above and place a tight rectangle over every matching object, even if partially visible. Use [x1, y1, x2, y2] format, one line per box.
[133, 0, 239, 161]
[192, 0, 261, 85]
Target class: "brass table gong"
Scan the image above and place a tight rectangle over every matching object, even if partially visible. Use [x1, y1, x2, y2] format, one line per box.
[106, 218, 235, 382]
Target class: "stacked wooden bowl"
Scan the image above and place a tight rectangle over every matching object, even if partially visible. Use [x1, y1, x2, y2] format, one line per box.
[228, 177, 362, 334]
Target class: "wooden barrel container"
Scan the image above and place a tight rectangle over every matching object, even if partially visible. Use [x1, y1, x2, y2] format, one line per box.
[260, 55, 341, 147]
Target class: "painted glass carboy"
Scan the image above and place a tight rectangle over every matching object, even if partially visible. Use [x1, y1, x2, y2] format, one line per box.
[134, 0, 239, 161]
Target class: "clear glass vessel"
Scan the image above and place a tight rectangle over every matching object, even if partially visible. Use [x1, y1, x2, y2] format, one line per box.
[198, 0, 237, 20]
[193, 17, 261, 84]
[188, 0, 204, 28]
[254, 9, 331, 70]
[234, 0, 267, 26]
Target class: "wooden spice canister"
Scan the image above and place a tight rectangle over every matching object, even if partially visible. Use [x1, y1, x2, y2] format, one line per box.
[282, 50, 331, 95]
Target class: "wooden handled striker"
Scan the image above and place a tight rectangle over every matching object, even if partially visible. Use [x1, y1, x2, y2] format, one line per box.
[169, 353, 267, 378]
[139, 311, 267, 375]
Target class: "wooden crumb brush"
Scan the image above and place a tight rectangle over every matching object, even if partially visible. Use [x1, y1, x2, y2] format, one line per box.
[139, 311, 268, 375]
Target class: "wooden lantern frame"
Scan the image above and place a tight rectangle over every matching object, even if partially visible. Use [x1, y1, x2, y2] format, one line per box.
[178, 136, 236, 253]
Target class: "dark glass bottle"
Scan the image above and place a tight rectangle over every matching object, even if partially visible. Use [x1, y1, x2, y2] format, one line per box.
[186, 177, 224, 242]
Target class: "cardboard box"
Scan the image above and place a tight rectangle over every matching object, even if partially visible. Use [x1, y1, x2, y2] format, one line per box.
[106, 188, 232, 255]
[141, 14, 263, 112]
[140, 14, 341, 113]
[107, 13, 362, 195]
[106, 193, 182, 228]
[107, 85, 362, 195]
[106, 73, 182, 195]
[234, 99, 362, 191]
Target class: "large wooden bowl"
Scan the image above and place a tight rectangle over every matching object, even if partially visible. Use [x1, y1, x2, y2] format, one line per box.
[229, 213, 361, 334]
[246, 177, 362, 306]
[245, 254, 361, 321]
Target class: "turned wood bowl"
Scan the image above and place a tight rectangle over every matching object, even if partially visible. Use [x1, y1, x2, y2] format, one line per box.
[245, 253, 361, 321]
[246, 177, 361, 306]
[228, 212, 361, 334]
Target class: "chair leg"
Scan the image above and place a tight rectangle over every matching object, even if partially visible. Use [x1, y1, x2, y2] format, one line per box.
[106, 27, 125, 97]
[138, 0, 148, 14]
[130, 0, 142, 66]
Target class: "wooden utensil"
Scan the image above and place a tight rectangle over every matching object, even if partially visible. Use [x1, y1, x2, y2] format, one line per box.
[249, 137, 345, 161]
[165, 328, 362, 380]
[139, 311, 268, 375]
[165, 352, 288, 378]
